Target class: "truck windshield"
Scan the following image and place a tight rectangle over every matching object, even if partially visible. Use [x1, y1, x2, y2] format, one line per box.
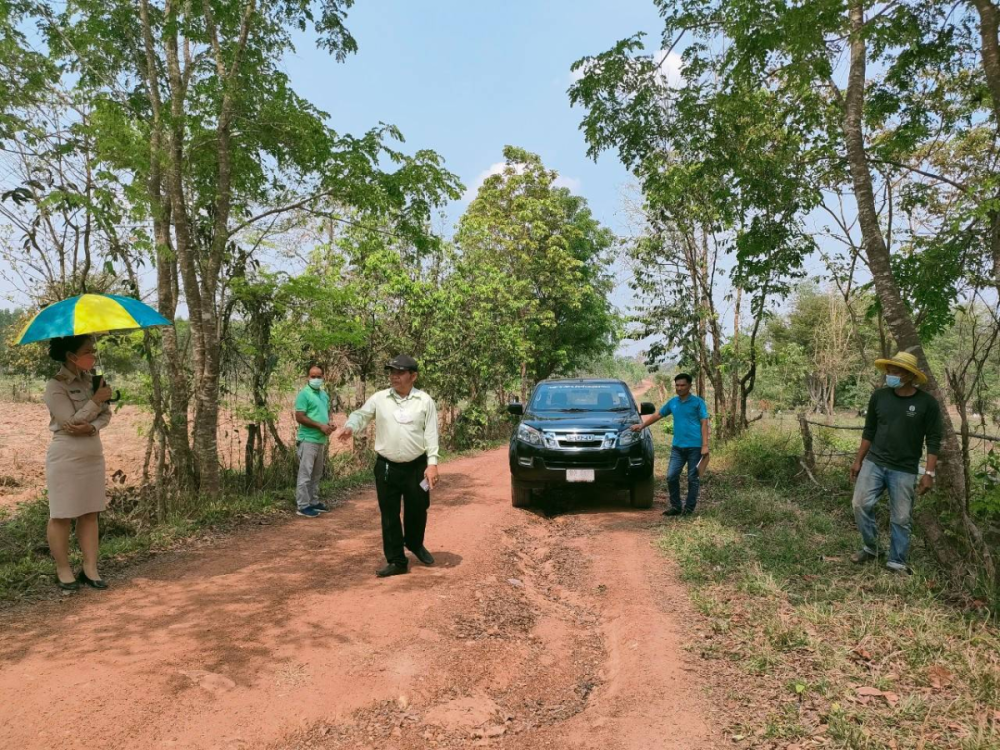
[531, 383, 634, 412]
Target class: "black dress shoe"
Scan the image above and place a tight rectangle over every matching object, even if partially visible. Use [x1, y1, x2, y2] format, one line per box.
[77, 570, 109, 590]
[376, 562, 409, 578]
[662, 507, 683, 517]
[410, 546, 435, 565]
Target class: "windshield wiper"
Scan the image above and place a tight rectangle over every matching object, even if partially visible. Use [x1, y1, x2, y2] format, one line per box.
[554, 407, 589, 412]
[606, 406, 632, 411]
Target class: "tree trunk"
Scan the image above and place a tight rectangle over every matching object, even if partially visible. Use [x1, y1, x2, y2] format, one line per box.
[799, 413, 817, 474]
[244, 423, 258, 487]
[162, 8, 217, 493]
[266, 420, 288, 455]
[686, 227, 727, 431]
[971, 0, 1000, 298]
[729, 287, 743, 437]
[738, 294, 764, 430]
[140, 0, 195, 487]
[192, 330, 223, 495]
[844, 0, 985, 577]
[189, 0, 257, 497]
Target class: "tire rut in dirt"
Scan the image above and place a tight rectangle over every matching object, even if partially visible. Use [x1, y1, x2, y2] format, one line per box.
[275, 513, 608, 749]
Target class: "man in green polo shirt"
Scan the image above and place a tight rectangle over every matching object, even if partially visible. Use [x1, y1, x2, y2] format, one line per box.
[294, 364, 333, 518]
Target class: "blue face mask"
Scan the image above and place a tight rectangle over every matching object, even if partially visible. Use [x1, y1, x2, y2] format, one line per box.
[309, 378, 324, 390]
[885, 375, 903, 389]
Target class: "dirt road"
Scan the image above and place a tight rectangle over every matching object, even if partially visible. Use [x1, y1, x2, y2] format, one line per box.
[0, 443, 723, 750]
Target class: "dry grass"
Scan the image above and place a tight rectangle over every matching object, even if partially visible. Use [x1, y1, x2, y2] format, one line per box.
[651, 428, 1000, 750]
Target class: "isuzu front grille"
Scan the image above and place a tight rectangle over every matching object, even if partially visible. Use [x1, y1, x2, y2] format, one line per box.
[543, 430, 618, 451]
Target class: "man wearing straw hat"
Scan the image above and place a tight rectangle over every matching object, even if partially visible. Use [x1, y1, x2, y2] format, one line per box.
[850, 351, 943, 574]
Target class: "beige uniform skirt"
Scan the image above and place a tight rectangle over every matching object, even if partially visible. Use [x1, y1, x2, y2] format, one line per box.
[46, 433, 107, 519]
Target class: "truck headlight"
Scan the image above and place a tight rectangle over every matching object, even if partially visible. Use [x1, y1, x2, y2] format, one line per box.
[517, 423, 543, 446]
[618, 427, 641, 446]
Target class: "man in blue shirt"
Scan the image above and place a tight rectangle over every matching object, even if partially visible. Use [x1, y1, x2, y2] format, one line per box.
[630, 373, 710, 516]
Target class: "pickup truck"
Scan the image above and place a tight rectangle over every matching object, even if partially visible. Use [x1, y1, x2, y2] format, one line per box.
[507, 378, 656, 508]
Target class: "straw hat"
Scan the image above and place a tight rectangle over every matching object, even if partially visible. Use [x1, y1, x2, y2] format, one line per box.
[874, 351, 927, 385]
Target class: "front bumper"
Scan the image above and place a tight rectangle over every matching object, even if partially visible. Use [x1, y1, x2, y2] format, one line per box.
[509, 440, 653, 489]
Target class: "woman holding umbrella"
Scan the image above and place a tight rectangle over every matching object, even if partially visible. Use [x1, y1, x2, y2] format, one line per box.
[18, 293, 171, 591]
[44, 335, 114, 590]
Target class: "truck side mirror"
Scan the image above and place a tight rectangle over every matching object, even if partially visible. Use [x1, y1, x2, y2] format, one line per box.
[507, 403, 524, 416]
[640, 402, 656, 415]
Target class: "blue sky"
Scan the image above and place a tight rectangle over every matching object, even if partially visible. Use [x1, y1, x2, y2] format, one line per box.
[285, 1, 666, 236]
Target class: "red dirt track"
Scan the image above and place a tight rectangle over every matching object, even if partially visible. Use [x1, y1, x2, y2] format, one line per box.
[0, 383, 723, 749]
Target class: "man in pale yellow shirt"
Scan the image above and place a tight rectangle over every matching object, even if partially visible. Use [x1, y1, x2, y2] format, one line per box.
[336, 355, 440, 577]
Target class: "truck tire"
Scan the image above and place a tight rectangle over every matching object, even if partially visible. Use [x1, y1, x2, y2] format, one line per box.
[629, 476, 655, 509]
[512, 482, 532, 508]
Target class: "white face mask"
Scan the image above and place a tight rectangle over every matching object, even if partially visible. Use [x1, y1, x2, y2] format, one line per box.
[309, 378, 324, 390]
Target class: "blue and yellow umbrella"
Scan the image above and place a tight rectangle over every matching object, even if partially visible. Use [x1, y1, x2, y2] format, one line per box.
[15, 294, 171, 345]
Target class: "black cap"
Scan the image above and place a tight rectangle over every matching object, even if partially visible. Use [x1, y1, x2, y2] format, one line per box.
[385, 354, 419, 372]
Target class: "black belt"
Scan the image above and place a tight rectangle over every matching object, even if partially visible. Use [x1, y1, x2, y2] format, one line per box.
[376, 454, 427, 468]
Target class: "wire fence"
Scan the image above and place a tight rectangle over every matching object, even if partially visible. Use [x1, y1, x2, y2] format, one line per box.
[801, 418, 1000, 444]
[797, 413, 1000, 487]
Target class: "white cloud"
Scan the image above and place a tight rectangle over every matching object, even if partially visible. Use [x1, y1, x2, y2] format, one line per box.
[653, 49, 685, 89]
[462, 162, 581, 202]
[462, 162, 513, 202]
[554, 175, 582, 192]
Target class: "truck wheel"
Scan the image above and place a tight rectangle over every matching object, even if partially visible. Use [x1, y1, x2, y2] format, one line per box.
[629, 476, 655, 509]
[512, 482, 533, 508]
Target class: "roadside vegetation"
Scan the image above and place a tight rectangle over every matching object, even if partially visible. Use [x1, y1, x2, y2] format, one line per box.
[649, 425, 1000, 749]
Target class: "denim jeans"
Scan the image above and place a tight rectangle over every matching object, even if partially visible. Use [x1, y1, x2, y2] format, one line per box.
[852, 459, 917, 566]
[667, 446, 702, 511]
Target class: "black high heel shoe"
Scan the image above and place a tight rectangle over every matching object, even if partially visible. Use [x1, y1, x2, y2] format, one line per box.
[77, 570, 108, 590]
[56, 574, 80, 592]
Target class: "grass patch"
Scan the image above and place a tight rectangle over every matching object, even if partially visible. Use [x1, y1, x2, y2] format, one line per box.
[651, 427, 1000, 749]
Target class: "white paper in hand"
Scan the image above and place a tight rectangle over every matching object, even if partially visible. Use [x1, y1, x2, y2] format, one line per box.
[419, 478, 430, 492]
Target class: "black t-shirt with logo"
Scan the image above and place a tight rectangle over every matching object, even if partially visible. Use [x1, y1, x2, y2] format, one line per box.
[862, 387, 943, 475]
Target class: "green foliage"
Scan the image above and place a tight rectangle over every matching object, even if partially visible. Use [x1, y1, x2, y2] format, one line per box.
[0, 1, 57, 141]
[569, 32, 814, 313]
[0, 309, 44, 377]
[571, 355, 649, 386]
[454, 145, 618, 388]
[756, 284, 883, 412]
[724, 428, 803, 484]
[971, 448, 1000, 521]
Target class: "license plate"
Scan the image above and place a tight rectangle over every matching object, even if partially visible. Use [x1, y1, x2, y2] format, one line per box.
[566, 469, 595, 483]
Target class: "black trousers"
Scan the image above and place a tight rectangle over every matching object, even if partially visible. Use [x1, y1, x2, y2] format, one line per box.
[374, 454, 430, 565]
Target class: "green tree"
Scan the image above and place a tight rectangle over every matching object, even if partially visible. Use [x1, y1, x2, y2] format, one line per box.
[422, 250, 526, 445]
[36, 0, 460, 494]
[456, 145, 618, 402]
[570, 0, 996, 584]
